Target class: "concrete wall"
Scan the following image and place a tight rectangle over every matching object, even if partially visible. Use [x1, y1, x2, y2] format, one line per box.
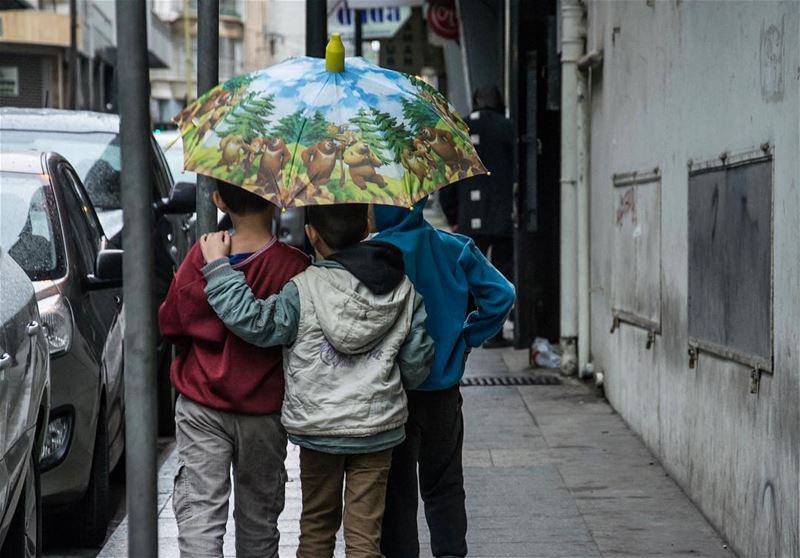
[585, 2, 799, 556]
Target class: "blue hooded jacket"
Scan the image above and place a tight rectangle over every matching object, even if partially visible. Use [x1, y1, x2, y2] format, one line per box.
[373, 199, 516, 391]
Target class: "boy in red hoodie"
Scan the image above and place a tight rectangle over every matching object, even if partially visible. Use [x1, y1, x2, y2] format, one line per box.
[158, 182, 309, 558]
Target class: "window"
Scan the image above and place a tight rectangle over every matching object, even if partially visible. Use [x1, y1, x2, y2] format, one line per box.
[150, 138, 173, 198]
[0, 172, 65, 281]
[688, 148, 773, 371]
[59, 166, 103, 273]
[1, 129, 122, 210]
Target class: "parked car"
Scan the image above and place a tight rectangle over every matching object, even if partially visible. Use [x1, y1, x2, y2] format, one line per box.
[155, 125, 308, 249]
[0, 108, 194, 436]
[0, 246, 50, 558]
[0, 150, 126, 546]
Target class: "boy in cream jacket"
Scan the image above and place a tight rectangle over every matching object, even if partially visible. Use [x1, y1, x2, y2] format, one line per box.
[200, 204, 434, 558]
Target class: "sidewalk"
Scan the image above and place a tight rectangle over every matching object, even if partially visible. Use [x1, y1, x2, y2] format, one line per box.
[100, 348, 732, 557]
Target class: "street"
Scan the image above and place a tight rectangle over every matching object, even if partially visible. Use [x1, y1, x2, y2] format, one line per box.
[2, 1, 798, 556]
[92, 347, 730, 558]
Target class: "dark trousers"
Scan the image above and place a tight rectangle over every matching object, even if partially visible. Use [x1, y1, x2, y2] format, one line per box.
[381, 385, 467, 558]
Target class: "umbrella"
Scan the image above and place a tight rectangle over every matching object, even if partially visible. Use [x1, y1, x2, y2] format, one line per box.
[174, 33, 486, 209]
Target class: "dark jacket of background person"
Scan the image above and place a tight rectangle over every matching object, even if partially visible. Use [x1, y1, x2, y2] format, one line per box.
[158, 241, 309, 414]
[439, 87, 515, 238]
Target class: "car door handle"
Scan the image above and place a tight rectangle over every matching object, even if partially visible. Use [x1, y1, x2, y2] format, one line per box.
[27, 321, 41, 336]
[0, 353, 11, 371]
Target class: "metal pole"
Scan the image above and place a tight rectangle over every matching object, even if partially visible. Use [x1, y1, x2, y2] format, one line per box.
[354, 9, 363, 56]
[305, 0, 327, 57]
[184, 0, 193, 104]
[68, 0, 77, 109]
[196, 0, 219, 235]
[116, 0, 157, 555]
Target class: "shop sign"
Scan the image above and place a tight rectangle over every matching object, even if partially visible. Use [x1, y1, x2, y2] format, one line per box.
[329, 5, 412, 40]
[427, 0, 458, 41]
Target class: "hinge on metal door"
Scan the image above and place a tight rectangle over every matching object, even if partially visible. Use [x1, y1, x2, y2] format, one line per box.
[688, 346, 699, 369]
[610, 316, 620, 334]
[750, 368, 762, 395]
[645, 330, 656, 350]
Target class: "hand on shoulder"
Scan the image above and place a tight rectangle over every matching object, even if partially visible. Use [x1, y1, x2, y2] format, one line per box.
[200, 231, 232, 263]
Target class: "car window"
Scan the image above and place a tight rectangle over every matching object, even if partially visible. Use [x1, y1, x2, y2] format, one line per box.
[151, 137, 173, 198]
[59, 167, 102, 273]
[61, 165, 105, 244]
[0, 172, 66, 281]
[155, 133, 197, 184]
[1, 129, 122, 211]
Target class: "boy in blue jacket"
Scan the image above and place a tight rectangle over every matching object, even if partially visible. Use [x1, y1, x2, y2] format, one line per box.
[372, 199, 515, 558]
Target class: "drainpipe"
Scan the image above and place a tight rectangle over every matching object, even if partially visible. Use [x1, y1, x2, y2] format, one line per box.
[576, 48, 603, 377]
[559, 0, 584, 375]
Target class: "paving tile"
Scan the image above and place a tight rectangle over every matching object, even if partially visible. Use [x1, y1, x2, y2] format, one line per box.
[100, 348, 729, 558]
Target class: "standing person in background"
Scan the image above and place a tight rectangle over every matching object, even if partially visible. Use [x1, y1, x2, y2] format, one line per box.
[439, 85, 515, 349]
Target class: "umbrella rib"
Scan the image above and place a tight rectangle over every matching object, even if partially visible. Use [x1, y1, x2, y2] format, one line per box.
[283, 72, 336, 206]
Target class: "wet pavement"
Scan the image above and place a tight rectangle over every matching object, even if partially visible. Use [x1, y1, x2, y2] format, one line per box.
[94, 347, 732, 557]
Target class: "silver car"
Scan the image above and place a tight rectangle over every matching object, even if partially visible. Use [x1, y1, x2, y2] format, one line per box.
[0, 151, 124, 547]
[0, 236, 50, 556]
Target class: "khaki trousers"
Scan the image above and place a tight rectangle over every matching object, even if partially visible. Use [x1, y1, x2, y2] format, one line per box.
[173, 396, 287, 558]
[297, 447, 393, 558]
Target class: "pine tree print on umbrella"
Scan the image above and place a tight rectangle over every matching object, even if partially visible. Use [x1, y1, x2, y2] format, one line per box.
[173, 39, 487, 209]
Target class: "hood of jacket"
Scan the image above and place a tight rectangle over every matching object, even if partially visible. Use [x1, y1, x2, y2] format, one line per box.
[326, 240, 405, 295]
[373, 198, 428, 234]
[308, 244, 412, 355]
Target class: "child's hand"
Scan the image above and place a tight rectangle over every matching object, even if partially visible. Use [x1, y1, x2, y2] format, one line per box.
[201, 231, 231, 262]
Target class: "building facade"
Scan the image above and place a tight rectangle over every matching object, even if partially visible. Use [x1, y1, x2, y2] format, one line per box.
[150, 0, 244, 123]
[574, 2, 799, 555]
[0, 0, 170, 111]
[242, 0, 306, 73]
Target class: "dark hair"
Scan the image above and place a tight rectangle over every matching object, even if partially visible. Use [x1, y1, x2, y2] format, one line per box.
[306, 204, 368, 251]
[216, 181, 272, 215]
[472, 85, 505, 112]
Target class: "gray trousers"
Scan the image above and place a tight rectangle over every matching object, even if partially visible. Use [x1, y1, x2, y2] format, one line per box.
[173, 395, 288, 558]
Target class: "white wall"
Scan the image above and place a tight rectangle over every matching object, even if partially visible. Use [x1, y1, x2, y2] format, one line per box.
[585, 2, 799, 556]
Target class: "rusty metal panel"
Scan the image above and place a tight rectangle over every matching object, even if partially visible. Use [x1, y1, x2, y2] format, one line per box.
[688, 157, 773, 370]
[611, 169, 662, 333]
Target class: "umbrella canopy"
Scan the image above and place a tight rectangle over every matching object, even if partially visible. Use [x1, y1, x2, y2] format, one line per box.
[174, 34, 486, 209]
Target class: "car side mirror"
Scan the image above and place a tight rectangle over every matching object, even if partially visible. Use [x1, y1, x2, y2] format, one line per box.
[87, 249, 123, 289]
[158, 181, 196, 215]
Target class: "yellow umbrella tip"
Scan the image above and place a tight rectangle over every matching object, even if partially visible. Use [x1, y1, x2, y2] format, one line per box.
[326, 33, 345, 73]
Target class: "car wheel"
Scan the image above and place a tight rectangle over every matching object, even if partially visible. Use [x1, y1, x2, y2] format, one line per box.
[1, 452, 42, 558]
[74, 410, 110, 547]
[157, 342, 176, 436]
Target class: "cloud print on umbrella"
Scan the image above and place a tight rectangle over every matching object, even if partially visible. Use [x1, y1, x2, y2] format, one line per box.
[174, 53, 486, 209]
